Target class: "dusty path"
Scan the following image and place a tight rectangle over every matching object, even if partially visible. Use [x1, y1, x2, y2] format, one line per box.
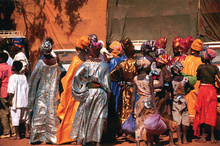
[0, 132, 219, 146]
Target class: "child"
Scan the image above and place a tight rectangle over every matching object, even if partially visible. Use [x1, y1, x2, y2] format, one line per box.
[0, 52, 13, 138]
[131, 57, 158, 146]
[171, 61, 193, 145]
[154, 54, 176, 146]
[193, 47, 219, 143]
[8, 61, 29, 140]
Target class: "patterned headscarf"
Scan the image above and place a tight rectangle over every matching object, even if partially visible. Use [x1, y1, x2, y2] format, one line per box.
[40, 40, 52, 55]
[109, 41, 123, 57]
[141, 40, 154, 53]
[156, 54, 172, 65]
[89, 42, 102, 57]
[171, 61, 183, 75]
[120, 37, 135, 56]
[154, 48, 167, 58]
[179, 36, 194, 51]
[191, 39, 204, 52]
[201, 47, 216, 60]
[88, 34, 98, 43]
[154, 37, 168, 49]
[75, 36, 91, 50]
[172, 37, 182, 48]
[136, 57, 151, 70]
[13, 38, 24, 48]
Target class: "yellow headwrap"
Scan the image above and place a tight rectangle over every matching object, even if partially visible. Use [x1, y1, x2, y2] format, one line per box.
[191, 39, 204, 52]
[75, 36, 91, 50]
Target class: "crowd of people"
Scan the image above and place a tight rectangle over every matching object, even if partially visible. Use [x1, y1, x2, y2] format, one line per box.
[0, 34, 219, 146]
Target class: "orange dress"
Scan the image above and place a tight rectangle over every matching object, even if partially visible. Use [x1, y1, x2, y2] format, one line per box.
[56, 55, 83, 144]
[182, 55, 203, 116]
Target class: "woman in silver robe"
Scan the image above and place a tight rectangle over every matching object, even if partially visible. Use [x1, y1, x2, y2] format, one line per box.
[70, 42, 111, 146]
[28, 40, 61, 144]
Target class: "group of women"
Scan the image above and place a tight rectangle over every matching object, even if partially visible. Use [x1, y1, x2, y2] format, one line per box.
[28, 34, 219, 146]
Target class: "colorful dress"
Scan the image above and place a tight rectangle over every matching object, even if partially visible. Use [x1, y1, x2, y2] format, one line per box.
[110, 58, 138, 123]
[193, 64, 219, 136]
[182, 55, 203, 116]
[134, 76, 154, 141]
[28, 60, 61, 144]
[56, 55, 83, 144]
[70, 59, 111, 145]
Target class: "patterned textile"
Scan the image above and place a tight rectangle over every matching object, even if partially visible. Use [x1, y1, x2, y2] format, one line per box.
[40, 41, 52, 55]
[136, 57, 151, 70]
[120, 37, 135, 56]
[172, 37, 182, 48]
[28, 60, 61, 144]
[154, 37, 168, 49]
[110, 58, 138, 123]
[13, 38, 24, 48]
[89, 42, 102, 57]
[141, 40, 154, 53]
[191, 39, 204, 51]
[201, 47, 216, 60]
[56, 55, 82, 144]
[154, 48, 168, 58]
[88, 34, 98, 43]
[193, 84, 217, 137]
[134, 76, 154, 141]
[156, 54, 172, 65]
[179, 36, 194, 51]
[70, 60, 111, 145]
[171, 61, 183, 75]
[75, 36, 91, 50]
[109, 41, 123, 57]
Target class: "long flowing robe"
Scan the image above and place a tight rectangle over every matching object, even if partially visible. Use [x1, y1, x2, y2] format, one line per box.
[28, 60, 61, 144]
[110, 58, 138, 123]
[108, 55, 127, 111]
[182, 55, 203, 116]
[56, 55, 82, 144]
[70, 60, 111, 145]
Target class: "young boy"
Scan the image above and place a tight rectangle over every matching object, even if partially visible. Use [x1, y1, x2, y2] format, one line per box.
[0, 52, 13, 138]
[171, 61, 193, 145]
[8, 61, 29, 140]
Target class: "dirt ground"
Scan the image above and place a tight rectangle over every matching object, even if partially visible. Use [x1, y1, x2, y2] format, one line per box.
[0, 128, 220, 146]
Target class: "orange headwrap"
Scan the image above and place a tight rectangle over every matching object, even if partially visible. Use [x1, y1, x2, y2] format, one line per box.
[172, 37, 182, 48]
[191, 39, 204, 52]
[154, 37, 168, 49]
[75, 36, 91, 50]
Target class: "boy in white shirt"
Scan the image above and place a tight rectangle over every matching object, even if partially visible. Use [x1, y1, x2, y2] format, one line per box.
[8, 61, 29, 140]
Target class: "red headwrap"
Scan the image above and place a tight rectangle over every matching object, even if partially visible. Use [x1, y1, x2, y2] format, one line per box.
[154, 37, 168, 49]
[172, 37, 182, 48]
[179, 36, 194, 51]
[89, 42, 102, 57]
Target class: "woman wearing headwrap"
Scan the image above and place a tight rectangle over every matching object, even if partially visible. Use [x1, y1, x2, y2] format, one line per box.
[154, 54, 176, 146]
[171, 37, 182, 64]
[28, 41, 61, 144]
[131, 57, 157, 146]
[104, 41, 127, 140]
[193, 47, 219, 143]
[141, 40, 154, 63]
[110, 37, 138, 140]
[182, 39, 204, 119]
[154, 37, 168, 58]
[56, 36, 90, 144]
[70, 42, 111, 146]
[178, 36, 194, 64]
